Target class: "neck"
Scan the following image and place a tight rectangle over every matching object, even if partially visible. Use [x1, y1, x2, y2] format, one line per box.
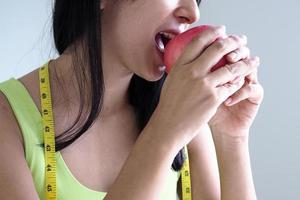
[49, 46, 135, 120]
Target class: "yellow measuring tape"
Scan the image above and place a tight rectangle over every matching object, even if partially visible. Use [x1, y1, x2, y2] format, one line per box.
[181, 145, 192, 200]
[39, 63, 57, 200]
[38, 62, 191, 200]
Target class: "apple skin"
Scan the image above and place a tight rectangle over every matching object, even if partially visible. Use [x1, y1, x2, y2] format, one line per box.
[164, 25, 228, 74]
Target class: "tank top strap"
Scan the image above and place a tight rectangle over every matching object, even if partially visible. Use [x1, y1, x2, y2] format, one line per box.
[0, 77, 44, 159]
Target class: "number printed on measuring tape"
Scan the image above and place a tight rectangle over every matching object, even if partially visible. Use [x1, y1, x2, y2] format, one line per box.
[39, 63, 57, 200]
[181, 145, 192, 200]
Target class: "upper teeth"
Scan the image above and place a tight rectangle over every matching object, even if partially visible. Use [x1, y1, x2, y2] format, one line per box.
[159, 32, 176, 40]
[155, 32, 176, 53]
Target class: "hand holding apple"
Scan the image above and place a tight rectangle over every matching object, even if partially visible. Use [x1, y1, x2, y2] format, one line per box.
[164, 25, 229, 74]
[152, 25, 259, 148]
[162, 24, 264, 140]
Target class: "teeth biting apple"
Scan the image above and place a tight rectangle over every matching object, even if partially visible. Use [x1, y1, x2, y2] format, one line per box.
[163, 25, 229, 74]
[155, 31, 177, 53]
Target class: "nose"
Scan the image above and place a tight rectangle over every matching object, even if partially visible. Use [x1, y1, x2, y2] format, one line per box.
[174, 0, 200, 25]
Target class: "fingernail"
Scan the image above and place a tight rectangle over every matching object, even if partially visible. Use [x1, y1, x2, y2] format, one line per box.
[225, 98, 232, 106]
[229, 52, 237, 60]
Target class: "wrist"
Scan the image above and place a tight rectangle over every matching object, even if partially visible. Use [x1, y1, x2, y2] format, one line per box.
[211, 128, 249, 148]
[147, 105, 192, 151]
[141, 110, 183, 158]
[210, 127, 249, 145]
[210, 130, 256, 200]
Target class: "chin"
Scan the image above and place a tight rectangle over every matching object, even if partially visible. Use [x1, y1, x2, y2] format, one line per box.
[147, 65, 166, 82]
[134, 65, 166, 82]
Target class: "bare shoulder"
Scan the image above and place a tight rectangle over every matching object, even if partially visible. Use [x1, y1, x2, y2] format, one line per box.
[0, 91, 39, 199]
[0, 91, 24, 149]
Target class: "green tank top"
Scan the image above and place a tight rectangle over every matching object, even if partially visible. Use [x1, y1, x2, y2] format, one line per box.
[0, 71, 180, 199]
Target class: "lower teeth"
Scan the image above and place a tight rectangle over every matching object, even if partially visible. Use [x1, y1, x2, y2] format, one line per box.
[158, 66, 166, 71]
[155, 34, 165, 53]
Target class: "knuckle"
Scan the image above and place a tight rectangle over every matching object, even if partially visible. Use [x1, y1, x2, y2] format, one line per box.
[214, 40, 227, 52]
[241, 59, 252, 68]
[231, 34, 247, 45]
[188, 37, 207, 53]
[210, 26, 225, 35]
[243, 48, 251, 59]
[192, 35, 205, 46]
[229, 35, 240, 43]
[247, 58, 260, 69]
[244, 47, 250, 55]
[224, 64, 238, 75]
[185, 68, 199, 80]
[199, 77, 211, 87]
[197, 39, 207, 49]
[212, 27, 222, 36]
[239, 46, 250, 57]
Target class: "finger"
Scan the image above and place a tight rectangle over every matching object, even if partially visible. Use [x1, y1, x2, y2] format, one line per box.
[216, 78, 246, 103]
[176, 25, 227, 66]
[192, 34, 248, 74]
[207, 57, 260, 87]
[224, 83, 264, 106]
[245, 69, 258, 84]
[229, 67, 257, 85]
[227, 44, 250, 63]
[230, 62, 258, 85]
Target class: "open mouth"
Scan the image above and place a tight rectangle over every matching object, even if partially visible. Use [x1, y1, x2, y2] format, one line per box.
[155, 32, 175, 54]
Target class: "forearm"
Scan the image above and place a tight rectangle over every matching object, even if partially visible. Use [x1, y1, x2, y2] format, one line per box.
[212, 132, 257, 200]
[104, 115, 180, 200]
[188, 124, 220, 200]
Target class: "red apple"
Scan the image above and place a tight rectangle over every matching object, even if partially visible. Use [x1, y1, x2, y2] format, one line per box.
[164, 25, 228, 74]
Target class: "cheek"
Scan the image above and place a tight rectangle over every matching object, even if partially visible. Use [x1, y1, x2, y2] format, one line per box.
[112, 33, 148, 70]
[118, 27, 152, 57]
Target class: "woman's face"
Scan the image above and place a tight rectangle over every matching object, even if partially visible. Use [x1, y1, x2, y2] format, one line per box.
[101, 0, 200, 81]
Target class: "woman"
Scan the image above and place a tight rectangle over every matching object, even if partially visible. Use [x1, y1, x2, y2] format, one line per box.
[0, 0, 263, 199]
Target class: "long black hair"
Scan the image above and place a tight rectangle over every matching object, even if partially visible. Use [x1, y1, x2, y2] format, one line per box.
[51, 0, 201, 171]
